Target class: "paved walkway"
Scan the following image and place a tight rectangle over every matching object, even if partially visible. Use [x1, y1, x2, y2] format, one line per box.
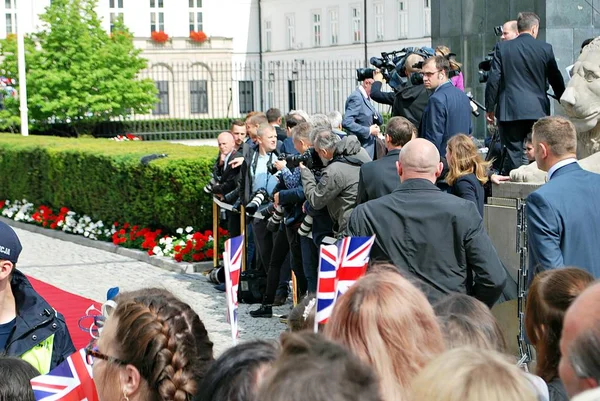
[14, 227, 289, 355]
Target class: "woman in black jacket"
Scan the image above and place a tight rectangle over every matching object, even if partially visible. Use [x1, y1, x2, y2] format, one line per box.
[445, 134, 490, 217]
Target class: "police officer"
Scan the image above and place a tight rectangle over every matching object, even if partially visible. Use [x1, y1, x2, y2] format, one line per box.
[0, 221, 75, 373]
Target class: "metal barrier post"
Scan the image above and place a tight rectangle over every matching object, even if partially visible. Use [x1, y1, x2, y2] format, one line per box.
[241, 205, 246, 272]
[212, 200, 219, 269]
[292, 271, 298, 306]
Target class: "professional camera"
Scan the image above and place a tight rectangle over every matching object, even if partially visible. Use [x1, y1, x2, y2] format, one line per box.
[478, 51, 494, 83]
[266, 204, 284, 232]
[356, 67, 375, 82]
[246, 189, 269, 214]
[362, 47, 435, 90]
[204, 176, 217, 194]
[298, 215, 313, 237]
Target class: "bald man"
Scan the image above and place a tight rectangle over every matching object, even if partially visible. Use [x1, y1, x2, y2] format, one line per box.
[559, 283, 600, 399]
[347, 138, 506, 306]
[501, 20, 518, 41]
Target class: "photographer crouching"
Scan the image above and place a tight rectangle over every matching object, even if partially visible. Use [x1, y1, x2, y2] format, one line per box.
[300, 131, 371, 238]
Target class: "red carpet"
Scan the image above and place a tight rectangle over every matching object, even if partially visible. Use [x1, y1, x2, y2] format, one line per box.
[27, 275, 101, 350]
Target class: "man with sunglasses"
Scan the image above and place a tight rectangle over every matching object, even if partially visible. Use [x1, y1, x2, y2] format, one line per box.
[0, 221, 75, 374]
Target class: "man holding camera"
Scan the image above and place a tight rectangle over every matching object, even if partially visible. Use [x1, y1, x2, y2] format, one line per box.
[342, 77, 383, 160]
[371, 53, 430, 131]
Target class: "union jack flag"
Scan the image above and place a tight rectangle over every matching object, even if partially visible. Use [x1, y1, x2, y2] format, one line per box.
[315, 244, 339, 331]
[31, 349, 98, 401]
[223, 235, 244, 345]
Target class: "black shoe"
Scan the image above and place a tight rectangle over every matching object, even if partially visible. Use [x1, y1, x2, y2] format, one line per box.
[273, 294, 287, 306]
[250, 305, 273, 318]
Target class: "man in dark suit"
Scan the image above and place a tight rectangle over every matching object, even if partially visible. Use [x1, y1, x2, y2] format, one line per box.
[342, 78, 383, 159]
[485, 12, 565, 175]
[356, 116, 416, 204]
[420, 56, 472, 158]
[347, 138, 507, 307]
[267, 107, 287, 142]
[526, 117, 600, 283]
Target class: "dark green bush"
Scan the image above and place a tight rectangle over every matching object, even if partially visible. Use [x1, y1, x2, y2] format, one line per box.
[0, 134, 219, 232]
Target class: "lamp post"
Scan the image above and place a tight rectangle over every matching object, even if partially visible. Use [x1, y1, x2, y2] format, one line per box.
[17, 0, 28, 136]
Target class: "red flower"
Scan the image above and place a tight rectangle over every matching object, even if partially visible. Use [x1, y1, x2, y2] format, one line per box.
[192, 253, 202, 261]
[205, 249, 214, 259]
[151, 31, 169, 43]
[147, 249, 154, 256]
[123, 223, 130, 229]
[189, 30, 207, 43]
[174, 245, 182, 252]
[174, 253, 183, 262]
[0, 200, 6, 209]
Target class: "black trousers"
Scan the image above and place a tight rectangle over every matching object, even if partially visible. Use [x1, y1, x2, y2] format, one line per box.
[251, 218, 273, 275]
[498, 120, 536, 175]
[226, 210, 241, 238]
[264, 225, 307, 305]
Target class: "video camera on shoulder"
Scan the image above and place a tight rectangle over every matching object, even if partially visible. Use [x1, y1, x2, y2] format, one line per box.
[478, 26, 504, 83]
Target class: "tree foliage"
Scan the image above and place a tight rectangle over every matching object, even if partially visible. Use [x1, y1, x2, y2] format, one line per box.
[0, 0, 157, 133]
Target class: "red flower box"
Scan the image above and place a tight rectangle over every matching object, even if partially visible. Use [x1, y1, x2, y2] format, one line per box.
[151, 31, 169, 43]
[189, 31, 207, 43]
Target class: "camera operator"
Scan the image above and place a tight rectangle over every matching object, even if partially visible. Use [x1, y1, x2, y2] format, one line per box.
[342, 77, 383, 160]
[371, 53, 430, 131]
[300, 131, 371, 237]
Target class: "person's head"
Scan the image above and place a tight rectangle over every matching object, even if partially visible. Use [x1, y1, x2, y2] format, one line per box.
[325, 268, 444, 401]
[405, 53, 425, 76]
[285, 112, 306, 137]
[91, 288, 213, 401]
[257, 332, 382, 401]
[313, 129, 341, 163]
[256, 124, 278, 153]
[433, 293, 507, 353]
[385, 117, 416, 150]
[422, 56, 450, 90]
[397, 138, 444, 183]
[560, 282, 600, 398]
[360, 78, 375, 97]
[524, 132, 535, 162]
[266, 108, 282, 126]
[501, 20, 519, 41]
[526, 268, 594, 384]
[435, 45, 462, 71]
[517, 12, 540, 38]
[197, 340, 279, 401]
[0, 221, 22, 283]
[411, 347, 538, 401]
[532, 116, 578, 172]
[289, 109, 311, 124]
[245, 112, 268, 141]
[217, 132, 235, 156]
[230, 120, 247, 146]
[287, 295, 317, 332]
[311, 114, 331, 131]
[327, 111, 343, 130]
[445, 134, 490, 187]
[292, 122, 313, 154]
[581, 38, 594, 53]
[0, 357, 39, 401]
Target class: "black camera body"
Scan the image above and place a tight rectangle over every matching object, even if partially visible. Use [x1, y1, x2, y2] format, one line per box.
[478, 52, 494, 83]
[359, 47, 435, 90]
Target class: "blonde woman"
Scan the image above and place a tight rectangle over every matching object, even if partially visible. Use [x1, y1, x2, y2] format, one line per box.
[325, 268, 444, 401]
[445, 134, 490, 217]
[411, 347, 538, 401]
[435, 45, 464, 91]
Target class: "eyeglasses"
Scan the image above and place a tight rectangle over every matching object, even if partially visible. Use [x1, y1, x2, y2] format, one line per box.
[422, 70, 442, 77]
[85, 345, 128, 367]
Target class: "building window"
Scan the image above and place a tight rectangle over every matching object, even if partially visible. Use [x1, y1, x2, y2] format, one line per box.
[312, 12, 321, 47]
[265, 20, 272, 52]
[189, 0, 202, 33]
[109, 0, 124, 33]
[239, 81, 254, 114]
[153, 81, 169, 115]
[150, 0, 164, 33]
[424, 0, 431, 36]
[328, 8, 338, 45]
[397, 0, 408, 38]
[190, 80, 208, 114]
[351, 6, 361, 43]
[288, 80, 296, 111]
[374, 3, 384, 41]
[286, 14, 295, 49]
[5, 0, 16, 36]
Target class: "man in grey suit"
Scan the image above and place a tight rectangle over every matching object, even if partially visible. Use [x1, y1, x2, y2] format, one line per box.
[342, 77, 383, 159]
[356, 116, 416, 204]
[527, 117, 600, 283]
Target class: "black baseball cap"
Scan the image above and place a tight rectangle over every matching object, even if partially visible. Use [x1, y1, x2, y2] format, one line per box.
[0, 221, 22, 264]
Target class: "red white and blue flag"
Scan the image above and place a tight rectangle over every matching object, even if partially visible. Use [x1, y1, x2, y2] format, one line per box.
[223, 235, 244, 345]
[315, 244, 339, 331]
[31, 348, 98, 401]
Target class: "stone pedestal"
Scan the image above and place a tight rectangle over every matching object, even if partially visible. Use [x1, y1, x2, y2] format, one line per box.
[431, 0, 600, 137]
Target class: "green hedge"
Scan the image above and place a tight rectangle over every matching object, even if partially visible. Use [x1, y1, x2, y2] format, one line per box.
[0, 134, 219, 232]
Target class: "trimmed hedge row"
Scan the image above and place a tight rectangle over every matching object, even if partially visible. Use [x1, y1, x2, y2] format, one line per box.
[0, 134, 219, 232]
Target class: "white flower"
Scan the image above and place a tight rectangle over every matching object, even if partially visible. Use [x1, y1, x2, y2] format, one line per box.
[185, 226, 193, 233]
[165, 237, 173, 245]
[152, 246, 163, 256]
[176, 228, 184, 235]
[186, 234, 192, 240]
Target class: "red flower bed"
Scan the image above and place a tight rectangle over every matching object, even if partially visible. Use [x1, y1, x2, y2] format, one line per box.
[151, 31, 169, 43]
[189, 31, 207, 43]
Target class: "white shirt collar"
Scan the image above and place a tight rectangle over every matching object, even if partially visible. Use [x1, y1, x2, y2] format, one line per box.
[547, 158, 578, 180]
[358, 85, 369, 99]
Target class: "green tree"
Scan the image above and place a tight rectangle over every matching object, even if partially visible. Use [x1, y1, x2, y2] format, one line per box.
[0, 0, 157, 134]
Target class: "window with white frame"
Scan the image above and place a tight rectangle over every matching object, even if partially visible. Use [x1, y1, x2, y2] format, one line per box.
[351, 6, 361, 43]
[150, 0, 164, 33]
[312, 12, 321, 47]
[4, 0, 16, 36]
[397, 0, 408, 38]
[424, 0, 431, 36]
[374, 3, 384, 41]
[189, 0, 203, 33]
[265, 20, 272, 51]
[328, 8, 338, 45]
[153, 80, 169, 115]
[190, 80, 208, 114]
[286, 14, 295, 49]
[109, 0, 124, 33]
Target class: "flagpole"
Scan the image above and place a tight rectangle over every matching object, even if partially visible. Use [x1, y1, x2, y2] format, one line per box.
[17, 0, 28, 136]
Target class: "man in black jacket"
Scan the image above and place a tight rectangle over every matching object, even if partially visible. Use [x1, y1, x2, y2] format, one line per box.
[356, 116, 415, 204]
[485, 11, 565, 175]
[212, 132, 243, 237]
[370, 53, 430, 131]
[347, 138, 506, 307]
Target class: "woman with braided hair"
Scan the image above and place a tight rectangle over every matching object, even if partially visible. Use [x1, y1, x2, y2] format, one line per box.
[87, 288, 214, 401]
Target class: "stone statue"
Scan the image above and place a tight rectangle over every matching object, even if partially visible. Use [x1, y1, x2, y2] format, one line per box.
[510, 37, 600, 183]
